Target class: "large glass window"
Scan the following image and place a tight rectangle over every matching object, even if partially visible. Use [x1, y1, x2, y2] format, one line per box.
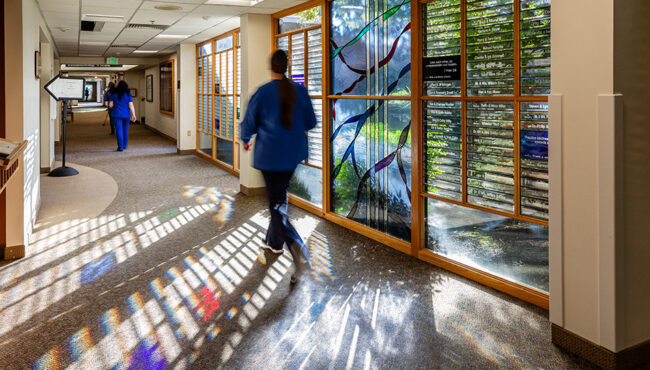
[422, 0, 550, 292]
[330, 0, 412, 241]
[195, 30, 241, 172]
[275, 6, 324, 207]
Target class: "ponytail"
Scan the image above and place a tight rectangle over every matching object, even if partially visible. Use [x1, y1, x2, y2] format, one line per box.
[271, 50, 296, 129]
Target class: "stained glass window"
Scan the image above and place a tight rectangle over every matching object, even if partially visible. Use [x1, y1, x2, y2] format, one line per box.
[330, 0, 412, 241]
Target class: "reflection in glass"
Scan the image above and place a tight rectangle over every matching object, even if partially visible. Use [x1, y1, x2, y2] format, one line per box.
[426, 197, 548, 292]
[289, 164, 323, 207]
[520, 101, 548, 219]
[331, 99, 412, 241]
[216, 36, 233, 52]
[199, 42, 212, 57]
[466, 0, 514, 96]
[216, 138, 234, 166]
[307, 28, 323, 95]
[466, 101, 515, 213]
[199, 132, 212, 156]
[424, 100, 462, 201]
[520, 0, 550, 96]
[424, 0, 461, 96]
[278, 7, 322, 34]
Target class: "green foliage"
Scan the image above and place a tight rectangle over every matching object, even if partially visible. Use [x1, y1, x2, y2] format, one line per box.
[297, 7, 321, 24]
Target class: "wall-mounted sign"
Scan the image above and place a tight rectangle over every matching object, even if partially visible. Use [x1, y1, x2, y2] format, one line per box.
[423, 56, 461, 82]
[291, 74, 305, 86]
[106, 57, 119, 64]
[521, 131, 548, 160]
[65, 64, 124, 68]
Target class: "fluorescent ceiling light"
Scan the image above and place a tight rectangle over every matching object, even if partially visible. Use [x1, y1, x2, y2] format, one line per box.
[205, 0, 256, 6]
[132, 50, 158, 53]
[155, 34, 191, 39]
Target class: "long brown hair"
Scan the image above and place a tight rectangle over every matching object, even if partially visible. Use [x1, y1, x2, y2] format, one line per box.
[271, 50, 296, 129]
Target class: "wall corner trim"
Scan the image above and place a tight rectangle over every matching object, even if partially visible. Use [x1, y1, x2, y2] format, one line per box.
[548, 93, 564, 327]
[597, 93, 625, 352]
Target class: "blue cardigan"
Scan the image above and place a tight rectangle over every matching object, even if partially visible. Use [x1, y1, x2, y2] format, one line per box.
[240, 80, 317, 172]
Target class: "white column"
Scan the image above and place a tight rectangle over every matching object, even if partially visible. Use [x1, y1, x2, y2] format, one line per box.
[238, 13, 271, 193]
[178, 43, 197, 152]
[39, 42, 53, 171]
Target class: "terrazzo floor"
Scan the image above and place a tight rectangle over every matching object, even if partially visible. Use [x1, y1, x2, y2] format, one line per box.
[0, 112, 594, 369]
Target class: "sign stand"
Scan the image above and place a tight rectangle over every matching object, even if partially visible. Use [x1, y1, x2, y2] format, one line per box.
[48, 99, 78, 177]
[44, 74, 85, 177]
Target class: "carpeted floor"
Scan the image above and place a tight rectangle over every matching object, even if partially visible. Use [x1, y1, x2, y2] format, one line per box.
[0, 112, 594, 369]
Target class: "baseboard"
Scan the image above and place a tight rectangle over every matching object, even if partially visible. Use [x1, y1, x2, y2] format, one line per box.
[40, 167, 50, 174]
[240, 184, 266, 196]
[177, 149, 194, 155]
[145, 124, 177, 144]
[1, 244, 25, 260]
[552, 324, 650, 369]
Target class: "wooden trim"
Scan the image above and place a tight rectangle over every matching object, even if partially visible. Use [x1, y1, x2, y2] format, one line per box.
[144, 124, 176, 144]
[410, 0, 422, 257]
[176, 149, 194, 155]
[40, 167, 50, 174]
[322, 0, 330, 217]
[419, 249, 549, 308]
[513, 0, 521, 217]
[289, 194, 324, 216]
[159, 59, 175, 116]
[552, 324, 650, 369]
[327, 94, 411, 100]
[271, 0, 323, 20]
[274, 24, 322, 39]
[1, 244, 25, 260]
[421, 96, 548, 102]
[240, 184, 266, 196]
[324, 212, 412, 255]
[194, 150, 240, 177]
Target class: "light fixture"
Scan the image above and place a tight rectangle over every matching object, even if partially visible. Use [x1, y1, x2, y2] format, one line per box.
[57, 26, 70, 32]
[82, 14, 125, 23]
[154, 5, 182, 11]
[80, 41, 108, 46]
[132, 50, 158, 53]
[154, 34, 190, 39]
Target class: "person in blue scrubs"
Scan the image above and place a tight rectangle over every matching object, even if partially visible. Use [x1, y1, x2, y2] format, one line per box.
[109, 80, 136, 151]
[240, 49, 317, 284]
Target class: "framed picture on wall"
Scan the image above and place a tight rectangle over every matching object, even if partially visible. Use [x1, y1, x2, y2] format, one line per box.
[130, 88, 137, 97]
[146, 74, 154, 102]
[159, 60, 174, 115]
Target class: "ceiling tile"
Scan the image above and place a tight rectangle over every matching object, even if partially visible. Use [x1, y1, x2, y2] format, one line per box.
[130, 9, 187, 26]
[81, 0, 142, 9]
[139, 1, 198, 12]
[37, 0, 78, 13]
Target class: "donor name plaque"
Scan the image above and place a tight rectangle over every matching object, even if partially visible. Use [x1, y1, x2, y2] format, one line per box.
[423, 55, 461, 82]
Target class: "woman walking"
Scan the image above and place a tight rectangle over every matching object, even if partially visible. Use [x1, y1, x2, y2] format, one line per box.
[109, 81, 136, 151]
[240, 49, 317, 283]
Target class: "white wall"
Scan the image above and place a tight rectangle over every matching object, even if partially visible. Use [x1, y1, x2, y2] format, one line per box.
[178, 44, 196, 151]
[124, 69, 145, 122]
[22, 0, 55, 243]
[144, 54, 179, 141]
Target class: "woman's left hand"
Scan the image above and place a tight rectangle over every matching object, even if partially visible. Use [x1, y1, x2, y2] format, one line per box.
[131, 115, 136, 122]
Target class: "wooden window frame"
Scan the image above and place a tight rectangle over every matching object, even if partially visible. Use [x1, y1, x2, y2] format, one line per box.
[159, 59, 175, 116]
[272, 1, 326, 210]
[195, 29, 241, 176]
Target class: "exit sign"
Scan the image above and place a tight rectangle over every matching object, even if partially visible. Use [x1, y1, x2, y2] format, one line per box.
[106, 57, 119, 64]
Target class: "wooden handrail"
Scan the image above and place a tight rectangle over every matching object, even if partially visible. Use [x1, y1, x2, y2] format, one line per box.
[0, 139, 27, 195]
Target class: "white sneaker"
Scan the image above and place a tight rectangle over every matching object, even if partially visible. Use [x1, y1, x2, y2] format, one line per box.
[260, 243, 284, 254]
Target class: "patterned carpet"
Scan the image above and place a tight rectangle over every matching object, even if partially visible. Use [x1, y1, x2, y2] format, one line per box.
[0, 111, 594, 369]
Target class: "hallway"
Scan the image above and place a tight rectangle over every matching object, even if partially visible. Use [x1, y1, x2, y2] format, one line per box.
[0, 113, 589, 368]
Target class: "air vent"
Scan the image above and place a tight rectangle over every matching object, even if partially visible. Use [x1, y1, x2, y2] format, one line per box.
[81, 20, 105, 32]
[111, 44, 140, 48]
[126, 23, 168, 31]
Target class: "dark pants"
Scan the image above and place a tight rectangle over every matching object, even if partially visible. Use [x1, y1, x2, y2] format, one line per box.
[112, 117, 130, 149]
[261, 170, 304, 252]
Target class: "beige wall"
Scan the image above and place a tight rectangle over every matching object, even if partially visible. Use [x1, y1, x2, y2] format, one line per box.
[144, 54, 178, 141]
[550, 0, 614, 344]
[178, 43, 196, 151]
[239, 13, 271, 190]
[613, 0, 650, 349]
[124, 69, 145, 122]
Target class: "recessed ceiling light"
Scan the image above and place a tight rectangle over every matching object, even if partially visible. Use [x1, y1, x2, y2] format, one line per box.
[82, 14, 125, 23]
[154, 34, 190, 39]
[154, 5, 182, 11]
[80, 41, 108, 46]
[133, 50, 158, 53]
[57, 26, 71, 32]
